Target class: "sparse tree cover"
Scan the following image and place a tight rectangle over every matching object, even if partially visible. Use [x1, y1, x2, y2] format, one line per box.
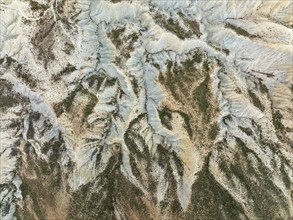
[0, 0, 292, 219]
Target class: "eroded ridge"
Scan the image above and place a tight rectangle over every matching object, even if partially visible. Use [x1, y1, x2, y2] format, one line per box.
[0, 0, 292, 219]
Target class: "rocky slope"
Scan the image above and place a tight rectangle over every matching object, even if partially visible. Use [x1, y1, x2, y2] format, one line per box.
[0, 0, 292, 219]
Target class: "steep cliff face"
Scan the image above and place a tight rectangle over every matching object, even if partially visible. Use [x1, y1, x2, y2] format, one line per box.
[0, 0, 292, 219]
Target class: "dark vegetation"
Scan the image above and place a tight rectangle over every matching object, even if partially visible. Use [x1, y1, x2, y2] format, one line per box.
[27, 116, 35, 139]
[191, 60, 212, 122]
[203, 60, 210, 72]
[2, 56, 38, 88]
[156, 144, 170, 168]
[29, 0, 49, 11]
[155, 144, 174, 174]
[54, 83, 98, 119]
[108, 28, 140, 64]
[31, 11, 56, 69]
[159, 54, 215, 125]
[171, 151, 184, 177]
[126, 128, 151, 178]
[154, 12, 201, 39]
[0, 56, 16, 66]
[104, 77, 116, 87]
[236, 137, 290, 218]
[108, 27, 125, 48]
[208, 123, 219, 140]
[280, 162, 291, 189]
[0, 57, 4, 65]
[159, 51, 203, 101]
[0, 185, 16, 217]
[160, 60, 179, 99]
[0, 79, 28, 109]
[19, 177, 46, 219]
[83, 93, 98, 118]
[177, 11, 202, 38]
[127, 32, 139, 46]
[225, 23, 257, 38]
[260, 141, 292, 190]
[121, 32, 139, 59]
[155, 143, 183, 215]
[127, 113, 146, 130]
[156, 144, 184, 177]
[63, 42, 75, 55]
[129, 154, 142, 179]
[124, 114, 153, 180]
[110, 0, 123, 3]
[158, 107, 193, 137]
[131, 77, 140, 96]
[193, 69, 211, 122]
[52, 63, 76, 81]
[154, 14, 187, 40]
[222, 48, 230, 55]
[158, 148, 184, 216]
[223, 114, 232, 124]
[182, 52, 202, 69]
[187, 153, 246, 219]
[272, 110, 285, 132]
[67, 148, 153, 220]
[124, 114, 152, 172]
[248, 90, 265, 112]
[216, 138, 291, 219]
[86, 73, 107, 91]
[158, 107, 173, 130]
[18, 139, 66, 219]
[55, 85, 82, 115]
[16, 71, 37, 88]
[124, 113, 185, 216]
[259, 82, 269, 94]
[6, 56, 15, 65]
[42, 139, 65, 186]
[239, 126, 253, 136]
[8, 119, 21, 130]
[175, 110, 193, 137]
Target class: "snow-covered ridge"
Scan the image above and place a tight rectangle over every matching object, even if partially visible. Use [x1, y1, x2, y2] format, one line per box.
[0, 0, 292, 219]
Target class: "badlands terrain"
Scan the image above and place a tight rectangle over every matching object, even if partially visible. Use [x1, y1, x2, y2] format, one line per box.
[0, 0, 293, 219]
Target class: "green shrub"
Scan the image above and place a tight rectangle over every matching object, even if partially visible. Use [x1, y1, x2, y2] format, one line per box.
[225, 23, 256, 38]
[208, 123, 219, 140]
[248, 90, 265, 112]
[272, 110, 284, 132]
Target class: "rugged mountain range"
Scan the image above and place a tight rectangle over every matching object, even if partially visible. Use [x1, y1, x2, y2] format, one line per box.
[0, 0, 292, 219]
